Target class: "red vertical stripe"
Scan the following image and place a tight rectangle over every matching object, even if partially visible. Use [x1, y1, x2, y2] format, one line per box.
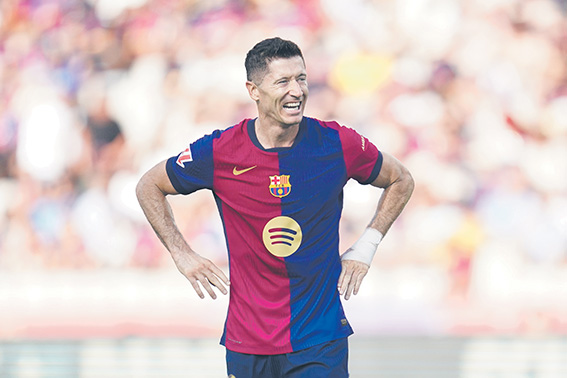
[212, 122, 293, 354]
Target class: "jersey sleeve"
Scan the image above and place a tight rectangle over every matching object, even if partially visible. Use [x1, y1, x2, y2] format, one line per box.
[338, 124, 383, 185]
[165, 131, 219, 194]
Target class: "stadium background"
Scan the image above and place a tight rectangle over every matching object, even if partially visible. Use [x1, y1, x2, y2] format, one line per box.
[0, 0, 566, 376]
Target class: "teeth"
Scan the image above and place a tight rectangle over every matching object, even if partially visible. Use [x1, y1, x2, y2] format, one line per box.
[284, 102, 300, 108]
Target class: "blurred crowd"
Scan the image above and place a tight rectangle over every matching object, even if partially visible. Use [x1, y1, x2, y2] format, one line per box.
[0, 0, 566, 330]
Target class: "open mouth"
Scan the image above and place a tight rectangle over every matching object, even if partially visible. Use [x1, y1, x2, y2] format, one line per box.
[283, 101, 302, 111]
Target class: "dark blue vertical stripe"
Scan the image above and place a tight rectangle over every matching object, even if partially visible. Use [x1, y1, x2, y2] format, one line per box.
[278, 118, 352, 350]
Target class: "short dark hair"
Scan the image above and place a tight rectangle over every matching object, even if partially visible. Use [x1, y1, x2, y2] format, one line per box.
[245, 37, 304, 83]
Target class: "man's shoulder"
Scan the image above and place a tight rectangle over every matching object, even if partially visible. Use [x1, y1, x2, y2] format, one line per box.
[217, 119, 249, 136]
[210, 119, 250, 145]
[194, 119, 249, 145]
[304, 116, 342, 131]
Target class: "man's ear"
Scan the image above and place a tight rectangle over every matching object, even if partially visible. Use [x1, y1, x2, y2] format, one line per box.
[246, 80, 260, 102]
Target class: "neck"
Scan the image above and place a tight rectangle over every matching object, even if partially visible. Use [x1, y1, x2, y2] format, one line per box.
[255, 117, 301, 149]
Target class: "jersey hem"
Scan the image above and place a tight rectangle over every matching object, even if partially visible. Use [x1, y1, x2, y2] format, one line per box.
[220, 329, 353, 355]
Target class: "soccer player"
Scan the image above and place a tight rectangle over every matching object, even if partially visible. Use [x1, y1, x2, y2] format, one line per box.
[136, 37, 414, 377]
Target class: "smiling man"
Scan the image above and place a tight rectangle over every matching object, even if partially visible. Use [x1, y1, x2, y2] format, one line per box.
[136, 37, 414, 377]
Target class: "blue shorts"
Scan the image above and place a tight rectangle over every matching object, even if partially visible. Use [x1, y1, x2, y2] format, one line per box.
[226, 338, 349, 378]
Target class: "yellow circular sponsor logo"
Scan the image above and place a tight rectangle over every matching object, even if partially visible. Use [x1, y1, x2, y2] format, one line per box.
[262, 216, 302, 257]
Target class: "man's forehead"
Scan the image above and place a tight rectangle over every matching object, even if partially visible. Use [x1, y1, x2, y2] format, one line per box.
[265, 56, 306, 76]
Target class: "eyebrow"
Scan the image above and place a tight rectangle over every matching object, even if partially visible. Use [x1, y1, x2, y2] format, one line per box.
[273, 73, 307, 83]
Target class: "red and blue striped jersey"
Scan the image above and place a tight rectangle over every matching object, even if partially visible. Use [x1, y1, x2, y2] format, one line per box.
[166, 117, 382, 354]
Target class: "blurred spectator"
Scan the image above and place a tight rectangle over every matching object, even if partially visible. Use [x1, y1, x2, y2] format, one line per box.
[0, 0, 566, 334]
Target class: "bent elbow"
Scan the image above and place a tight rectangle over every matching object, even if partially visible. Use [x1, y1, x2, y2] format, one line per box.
[400, 166, 415, 197]
[135, 174, 149, 203]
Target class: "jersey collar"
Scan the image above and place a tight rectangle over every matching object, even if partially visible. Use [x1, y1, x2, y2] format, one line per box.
[247, 118, 307, 153]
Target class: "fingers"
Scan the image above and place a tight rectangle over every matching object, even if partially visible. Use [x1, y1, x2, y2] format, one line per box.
[209, 263, 231, 289]
[352, 269, 366, 296]
[337, 266, 352, 296]
[200, 274, 218, 299]
[179, 256, 230, 299]
[188, 277, 205, 299]
[189, 272, 227, 299]
[206, 273, 228, 296]
[197, 268, 231, 299]
[344, 274, 355, 300]
[339, 260, 369, 300]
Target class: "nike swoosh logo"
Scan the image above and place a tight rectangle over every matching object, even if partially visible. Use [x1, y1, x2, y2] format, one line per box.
[233, 165, 257, 176]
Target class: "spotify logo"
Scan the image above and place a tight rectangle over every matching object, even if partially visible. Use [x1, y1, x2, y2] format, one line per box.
[262, 216, 303, 257]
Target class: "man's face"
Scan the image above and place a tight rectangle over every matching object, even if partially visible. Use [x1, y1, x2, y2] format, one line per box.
[247, 56, 309, 128]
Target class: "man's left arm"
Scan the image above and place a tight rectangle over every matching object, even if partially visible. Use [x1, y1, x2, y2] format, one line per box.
[338, 152, 414, 300]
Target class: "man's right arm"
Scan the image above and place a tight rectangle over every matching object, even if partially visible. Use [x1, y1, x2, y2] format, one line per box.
[136, 160, 230, 299]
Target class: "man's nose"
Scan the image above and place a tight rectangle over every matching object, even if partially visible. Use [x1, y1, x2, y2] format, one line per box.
[289, 79, 302, 97]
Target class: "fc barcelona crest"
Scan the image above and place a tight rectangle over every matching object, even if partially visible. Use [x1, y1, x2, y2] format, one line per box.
[269, 175, 291, 198]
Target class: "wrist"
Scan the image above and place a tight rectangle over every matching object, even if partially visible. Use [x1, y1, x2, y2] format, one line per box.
[341, 228, 383, 266]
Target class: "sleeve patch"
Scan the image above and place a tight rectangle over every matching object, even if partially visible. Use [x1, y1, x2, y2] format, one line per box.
[176, 147, 193, 168]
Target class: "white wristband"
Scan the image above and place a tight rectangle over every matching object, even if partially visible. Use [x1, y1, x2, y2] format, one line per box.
[341, 228, 383, 266]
